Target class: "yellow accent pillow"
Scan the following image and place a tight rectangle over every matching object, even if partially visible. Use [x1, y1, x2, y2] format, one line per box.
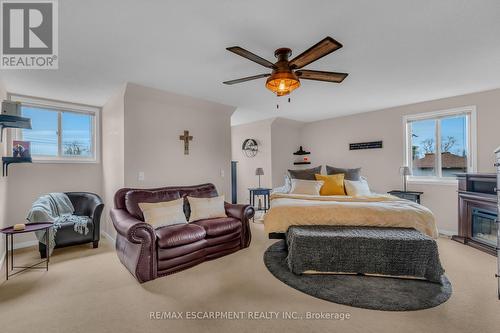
[315, 174, 345, 196]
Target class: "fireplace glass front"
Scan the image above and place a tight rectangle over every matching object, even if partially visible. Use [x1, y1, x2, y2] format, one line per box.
[471, 208, 498, 247]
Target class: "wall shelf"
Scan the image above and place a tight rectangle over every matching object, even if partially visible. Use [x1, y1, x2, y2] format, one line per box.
[293, 146, 311, 165]
[293, 146, 310, 155]
[2, 157, 32, 177]
[0, 115, 32, 142]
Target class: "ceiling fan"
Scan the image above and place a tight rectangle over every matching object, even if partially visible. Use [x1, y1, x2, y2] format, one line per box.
[223, 36, 348, 97]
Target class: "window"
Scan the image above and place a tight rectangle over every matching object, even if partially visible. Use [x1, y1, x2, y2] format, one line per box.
[404, 106, 476, 181]
[10, 94, 100, 162]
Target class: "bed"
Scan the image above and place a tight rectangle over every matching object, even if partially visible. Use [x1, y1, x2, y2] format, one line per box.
[264, 193, 438, 239]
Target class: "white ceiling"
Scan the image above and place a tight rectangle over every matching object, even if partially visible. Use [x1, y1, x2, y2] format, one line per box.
[1, 0, 500, 125]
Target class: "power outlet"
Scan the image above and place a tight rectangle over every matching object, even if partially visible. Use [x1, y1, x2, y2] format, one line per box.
[220, 169, 225, 178]
[138, 171, 145, 181]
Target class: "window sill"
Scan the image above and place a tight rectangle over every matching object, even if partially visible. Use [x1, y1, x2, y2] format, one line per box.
[407, 177, 458, 186]
[31, 158, 99, 164]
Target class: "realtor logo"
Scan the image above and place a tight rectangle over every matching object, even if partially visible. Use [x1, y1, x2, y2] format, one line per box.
[1, 0, 58, 69]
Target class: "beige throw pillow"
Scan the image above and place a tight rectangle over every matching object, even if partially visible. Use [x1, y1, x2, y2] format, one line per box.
[344, 179, 371, 196]
[290, 179, 324, 196]
[139, 198, 187, 228]
[187, 195, 227, 222]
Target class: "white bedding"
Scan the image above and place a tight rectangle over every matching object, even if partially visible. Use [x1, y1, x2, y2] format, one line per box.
[263, 193, 438, 238]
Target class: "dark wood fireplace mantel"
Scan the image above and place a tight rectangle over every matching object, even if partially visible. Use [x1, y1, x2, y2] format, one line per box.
[453, 173, 498, 255]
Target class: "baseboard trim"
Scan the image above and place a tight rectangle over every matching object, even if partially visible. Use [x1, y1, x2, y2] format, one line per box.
[439, 229, 456, 238]
[0, 252, 4, 275]
[101, 231, 115, 243]
[0, 240, 38, 274]
[13, 240, 39, 249]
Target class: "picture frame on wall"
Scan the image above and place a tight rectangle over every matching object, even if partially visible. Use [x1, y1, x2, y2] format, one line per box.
[12, 140, 31, 158]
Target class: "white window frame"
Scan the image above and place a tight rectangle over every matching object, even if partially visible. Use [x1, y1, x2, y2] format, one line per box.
[8, 93, 100, 163]
[403, 106, 477, 185]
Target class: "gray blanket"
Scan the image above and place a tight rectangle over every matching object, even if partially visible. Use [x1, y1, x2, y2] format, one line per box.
[286, 226, 445, 284]
[27, 193, 90, 254]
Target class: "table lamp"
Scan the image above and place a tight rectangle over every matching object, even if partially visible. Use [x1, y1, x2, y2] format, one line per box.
[255, 168, 264, 188]
[400, 166, 411, 192]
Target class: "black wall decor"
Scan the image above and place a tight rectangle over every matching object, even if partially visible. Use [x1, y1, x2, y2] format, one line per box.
[349, 141, 383, 150]
[293, 146, 310, 155]
[242, 139, 258, 157]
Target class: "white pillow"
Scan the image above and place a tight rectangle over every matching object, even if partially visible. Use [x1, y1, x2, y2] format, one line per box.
[284, 174, 292, 193]
[272, 174, 293, 194]
[187, 195, 227, 222]
[290, 179, 324, 196]
[344, 179, 371, 196]
[139, 198, 187, 228]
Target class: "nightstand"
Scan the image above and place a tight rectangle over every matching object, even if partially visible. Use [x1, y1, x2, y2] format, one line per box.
[388, 190, 423, 204]
[248, 188, 271, 222]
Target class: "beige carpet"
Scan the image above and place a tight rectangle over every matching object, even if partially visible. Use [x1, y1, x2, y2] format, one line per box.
[0, 223, 498, 333]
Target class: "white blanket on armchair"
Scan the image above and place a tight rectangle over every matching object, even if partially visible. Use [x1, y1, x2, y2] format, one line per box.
[27, 193, 90, 253]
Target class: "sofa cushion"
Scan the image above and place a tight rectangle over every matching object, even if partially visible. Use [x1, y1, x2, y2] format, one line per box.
[205, 229, 241, 247]
[125, 189, 181, 220]
[157, 239, 208, 260]
[54, 220, 94, 247]
[157, 249, 207, 271]
[193, 217, 241, 237]
[156, 223, 206, 248]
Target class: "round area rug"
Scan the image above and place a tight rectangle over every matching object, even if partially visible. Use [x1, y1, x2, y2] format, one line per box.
[263, 241, 452, 311]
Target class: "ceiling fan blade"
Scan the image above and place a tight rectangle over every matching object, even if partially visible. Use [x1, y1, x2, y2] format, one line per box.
[226, 46, 276, 69]
[223, 73, 271, 85]
[296, 70, 348, 83]
[289, 37, 343, 69]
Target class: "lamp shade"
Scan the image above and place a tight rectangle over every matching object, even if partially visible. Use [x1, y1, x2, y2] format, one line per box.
[265, 71, 300, 96]
[255, 168, 264, 176]
[399, 166, 411, 176]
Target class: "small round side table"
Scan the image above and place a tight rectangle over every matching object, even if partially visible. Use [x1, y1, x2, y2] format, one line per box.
[0, 222, 53, 280]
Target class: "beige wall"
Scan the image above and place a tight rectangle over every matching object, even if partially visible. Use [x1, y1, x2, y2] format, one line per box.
[123, 83, 235, 197]
[231, 119, 273, 204]
[231, 117, 306, 203]
[301, 88, 500, 234]
[0, 83, 101, 256]
[0, 89, 103, 248]
[271, 118, 304, 188]
[101, 85, 126, 238]
[0, 82, 236, 246]
[0, 80, 8, 262]
[4, 164, 103, 241]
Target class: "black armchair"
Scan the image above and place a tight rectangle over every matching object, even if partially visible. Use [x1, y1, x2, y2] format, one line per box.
[39, 192, 104, 258]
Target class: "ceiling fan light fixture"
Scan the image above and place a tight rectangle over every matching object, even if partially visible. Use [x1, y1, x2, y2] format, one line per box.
[265, 71, 300, 96]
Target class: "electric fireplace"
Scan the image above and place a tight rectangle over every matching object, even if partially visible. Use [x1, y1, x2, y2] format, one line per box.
[454, 173, 497, 255]
[471, 208, 498, 247]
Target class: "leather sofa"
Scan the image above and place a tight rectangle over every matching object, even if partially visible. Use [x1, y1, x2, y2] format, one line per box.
[39, 192, 104, 258]
[111, 183, 254, 283]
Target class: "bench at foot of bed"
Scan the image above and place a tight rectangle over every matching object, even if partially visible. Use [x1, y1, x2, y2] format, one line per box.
[286, 226, 445, 284]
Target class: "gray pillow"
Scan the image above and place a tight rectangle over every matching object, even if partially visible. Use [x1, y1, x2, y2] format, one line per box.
[288, 166, 322, 180]
[326, 165, 361, 181]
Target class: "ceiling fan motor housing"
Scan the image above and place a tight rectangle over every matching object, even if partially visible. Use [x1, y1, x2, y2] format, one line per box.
[266, 48, 300, 96]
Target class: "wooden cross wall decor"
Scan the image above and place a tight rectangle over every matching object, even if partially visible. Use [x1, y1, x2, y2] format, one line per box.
[179, 130, 193, 155]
